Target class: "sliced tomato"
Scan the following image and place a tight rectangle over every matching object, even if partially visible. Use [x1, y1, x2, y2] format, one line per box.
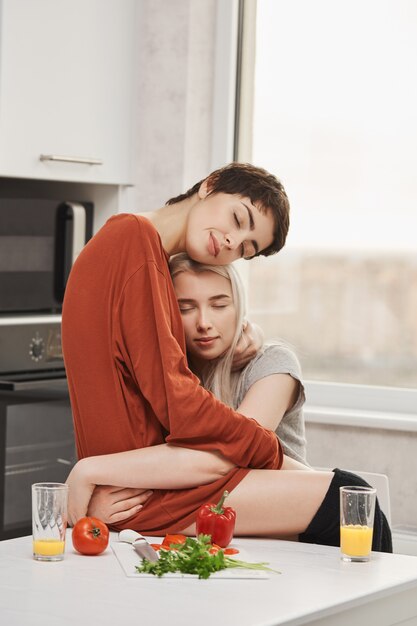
[224, 548, 240, 555]
[149, 544, 162, 551]
[162, 534, 187, 547]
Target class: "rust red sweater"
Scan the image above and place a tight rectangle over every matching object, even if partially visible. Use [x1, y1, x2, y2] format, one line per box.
[62, 214, 282, 533]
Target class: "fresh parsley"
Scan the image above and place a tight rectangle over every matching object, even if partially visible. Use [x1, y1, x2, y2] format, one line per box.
[135, 534, 279, 579]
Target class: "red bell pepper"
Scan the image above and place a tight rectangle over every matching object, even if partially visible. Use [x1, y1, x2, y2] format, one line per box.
[195, 490, 236, 548]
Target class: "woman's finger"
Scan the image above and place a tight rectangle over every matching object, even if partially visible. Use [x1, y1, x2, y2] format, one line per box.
[135, 490, 153, 504]
[110, 491, 153, 513]
[110, 505, 143, 524]
[108, 487, 151, 501]
[234, 330, 249, 356]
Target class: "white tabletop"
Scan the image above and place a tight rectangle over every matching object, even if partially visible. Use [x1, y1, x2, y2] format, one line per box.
[1, 530, 417, 626]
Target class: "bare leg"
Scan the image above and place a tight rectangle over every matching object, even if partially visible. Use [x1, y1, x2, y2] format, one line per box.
[281, 455, 312, 471]
[181, 470, 333, 538]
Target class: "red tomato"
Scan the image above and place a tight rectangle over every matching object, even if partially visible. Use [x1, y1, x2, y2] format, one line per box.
[72, 517, 109, 556]
[224, 548, 240, 555]
[150, 544, 162, 551]
[208, 543, 222, 554]
[162, 534, 187, 548]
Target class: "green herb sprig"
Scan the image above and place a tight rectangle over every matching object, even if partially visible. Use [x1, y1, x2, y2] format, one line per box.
[135, 535, 280, 579]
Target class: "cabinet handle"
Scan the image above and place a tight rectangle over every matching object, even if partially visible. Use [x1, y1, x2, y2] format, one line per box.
[40, 154, 103, 165]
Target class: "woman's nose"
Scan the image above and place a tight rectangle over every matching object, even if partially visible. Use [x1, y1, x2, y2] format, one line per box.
[224, 233, 237, 249]
[196, 312, 213, 331]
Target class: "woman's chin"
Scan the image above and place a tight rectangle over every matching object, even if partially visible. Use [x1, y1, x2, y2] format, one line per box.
[186, 242, 222, 266]
[190, 349, 222, 363]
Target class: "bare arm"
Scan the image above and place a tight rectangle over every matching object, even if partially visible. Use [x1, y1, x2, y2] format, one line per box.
[236, 373, 299, 431]
[236, 373, 310, 471]
[66, 444, 235, 524]
[72, 444, 233, 491]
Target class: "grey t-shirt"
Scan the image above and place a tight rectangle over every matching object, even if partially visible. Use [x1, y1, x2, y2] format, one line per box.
[234, 344, 307, 464]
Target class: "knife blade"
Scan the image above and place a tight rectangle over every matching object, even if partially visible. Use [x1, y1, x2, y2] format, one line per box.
[133, 538, 159, 562]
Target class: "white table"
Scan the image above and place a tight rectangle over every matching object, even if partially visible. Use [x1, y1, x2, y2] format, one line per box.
[1, 530, 417, 626]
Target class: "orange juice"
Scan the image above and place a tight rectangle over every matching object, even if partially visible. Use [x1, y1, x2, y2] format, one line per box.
[340, 524, 373, 557]
[33, 539, 65, 557]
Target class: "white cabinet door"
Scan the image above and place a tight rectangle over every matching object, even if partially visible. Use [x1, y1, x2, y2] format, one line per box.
[0, 0, 135, 184]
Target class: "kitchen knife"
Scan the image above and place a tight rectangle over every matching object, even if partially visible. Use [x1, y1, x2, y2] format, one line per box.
[133, 537, 159, 562]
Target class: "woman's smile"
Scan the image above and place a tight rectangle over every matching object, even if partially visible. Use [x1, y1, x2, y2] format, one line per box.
[208, 232, 220, 258]
[194, 335, 219, 348]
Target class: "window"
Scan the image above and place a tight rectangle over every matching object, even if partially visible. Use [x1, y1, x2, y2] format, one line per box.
[237, 0, 417, 389]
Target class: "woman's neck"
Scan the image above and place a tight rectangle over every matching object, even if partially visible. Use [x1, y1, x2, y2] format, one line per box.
[137, 194, 197, 255]
[187, 355, 211, 382]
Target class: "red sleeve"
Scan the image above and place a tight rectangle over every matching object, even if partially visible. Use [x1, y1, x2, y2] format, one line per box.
[115, 261, 282, 469]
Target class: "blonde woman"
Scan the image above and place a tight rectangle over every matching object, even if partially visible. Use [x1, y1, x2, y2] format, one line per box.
[169, 253, 307, 465]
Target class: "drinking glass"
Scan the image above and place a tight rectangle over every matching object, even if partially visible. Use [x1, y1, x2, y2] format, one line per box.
[340, 485, 376, 562]
[32, 483, 68, 561]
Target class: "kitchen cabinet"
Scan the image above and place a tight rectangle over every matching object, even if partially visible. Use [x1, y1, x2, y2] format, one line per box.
[0, 0, 135, 184]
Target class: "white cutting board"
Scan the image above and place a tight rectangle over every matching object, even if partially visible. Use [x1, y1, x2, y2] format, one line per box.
[111, 541, 271, 579]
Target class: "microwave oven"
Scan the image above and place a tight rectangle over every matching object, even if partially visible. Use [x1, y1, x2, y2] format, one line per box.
[0, 199, 93, 314]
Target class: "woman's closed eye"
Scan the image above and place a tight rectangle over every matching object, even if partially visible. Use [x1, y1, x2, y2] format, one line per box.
[233, 212, 241, 229]
[241, 242, 253, 260]
[241, 241, 256, 260]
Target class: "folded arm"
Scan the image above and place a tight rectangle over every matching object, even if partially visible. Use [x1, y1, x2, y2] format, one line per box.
[73, 371, 298, 495]
[66, 444, 235, 524]
[66, 372, 304, 524]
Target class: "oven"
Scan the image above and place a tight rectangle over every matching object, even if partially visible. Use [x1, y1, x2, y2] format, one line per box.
[0, 317, 76, 540]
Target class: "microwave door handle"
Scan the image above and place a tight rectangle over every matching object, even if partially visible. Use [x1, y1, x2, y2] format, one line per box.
[67, 202, 87, 265]
[54, 202, 87, 303]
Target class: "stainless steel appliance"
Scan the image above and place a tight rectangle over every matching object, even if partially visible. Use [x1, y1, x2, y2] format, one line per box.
[0, 315, 66, 391]
[0, 198, 93, 313]
[0, 317, 75, 540]
[0, 197, 93, 538]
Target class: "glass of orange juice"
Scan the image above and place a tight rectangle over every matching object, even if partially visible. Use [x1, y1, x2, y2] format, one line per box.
[340, 486, 376, 562]
[32, 483, 68, 561]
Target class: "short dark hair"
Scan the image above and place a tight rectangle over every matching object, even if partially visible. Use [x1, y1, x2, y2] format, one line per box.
[166, 162, 290, 256]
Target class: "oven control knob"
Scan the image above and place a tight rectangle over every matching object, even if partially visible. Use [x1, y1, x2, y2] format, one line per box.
[29, 337, 45, 362]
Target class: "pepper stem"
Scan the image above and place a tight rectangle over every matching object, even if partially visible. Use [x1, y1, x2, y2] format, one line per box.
[211, 490, 229, 515]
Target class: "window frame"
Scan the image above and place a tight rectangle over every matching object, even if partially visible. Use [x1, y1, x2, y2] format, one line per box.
[211, 0, 417, 425]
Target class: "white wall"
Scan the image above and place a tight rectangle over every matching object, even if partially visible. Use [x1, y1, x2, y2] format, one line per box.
[126, 0, 218, 213]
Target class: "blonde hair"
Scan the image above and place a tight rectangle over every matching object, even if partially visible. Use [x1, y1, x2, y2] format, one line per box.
[169, 253, 249, 408]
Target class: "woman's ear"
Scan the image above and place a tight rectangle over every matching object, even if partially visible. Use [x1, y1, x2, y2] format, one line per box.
[198, 178, 210, 199]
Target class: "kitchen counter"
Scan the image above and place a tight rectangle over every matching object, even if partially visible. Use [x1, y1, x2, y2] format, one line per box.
[1, 530, 417, 626]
